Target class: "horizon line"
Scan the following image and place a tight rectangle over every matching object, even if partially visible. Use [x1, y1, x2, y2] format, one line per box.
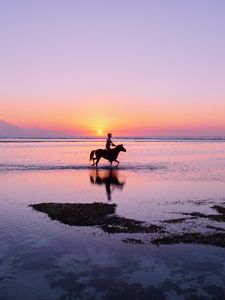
[0, 135, 225, 140]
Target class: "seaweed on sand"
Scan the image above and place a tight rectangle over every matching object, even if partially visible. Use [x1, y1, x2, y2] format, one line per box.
[29, 202, 162, 234]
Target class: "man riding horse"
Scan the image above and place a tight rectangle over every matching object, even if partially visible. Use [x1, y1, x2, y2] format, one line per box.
[105, 133, 115, 152]
[90, 133, 126, 168]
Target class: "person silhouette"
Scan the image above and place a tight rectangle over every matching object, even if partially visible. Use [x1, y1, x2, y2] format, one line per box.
[105, 133, 115, 152]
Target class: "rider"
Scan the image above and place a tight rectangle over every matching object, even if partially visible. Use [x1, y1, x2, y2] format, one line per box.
[105, 133, 115, 151]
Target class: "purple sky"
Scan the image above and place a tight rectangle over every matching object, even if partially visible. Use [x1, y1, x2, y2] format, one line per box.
[1, 0, 225, 136]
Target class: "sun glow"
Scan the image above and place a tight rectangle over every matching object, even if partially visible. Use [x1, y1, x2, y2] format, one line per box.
[97, 129, 103, 136]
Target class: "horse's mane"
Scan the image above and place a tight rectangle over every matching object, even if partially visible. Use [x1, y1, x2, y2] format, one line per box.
[112, 144, 122, 151]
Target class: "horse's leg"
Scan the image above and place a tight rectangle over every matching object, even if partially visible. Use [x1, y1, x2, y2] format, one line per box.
[110, 161, 112, 168]
[92, 158, 97, 167]
[95, 157, 101, 168]
[115, 160, 120, 167]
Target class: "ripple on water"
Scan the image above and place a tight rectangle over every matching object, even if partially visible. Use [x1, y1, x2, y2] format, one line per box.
[0, 163, 166, 172]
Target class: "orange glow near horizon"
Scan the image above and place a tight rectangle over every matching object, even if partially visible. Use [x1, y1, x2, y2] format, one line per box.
[1, 94, 225, 137]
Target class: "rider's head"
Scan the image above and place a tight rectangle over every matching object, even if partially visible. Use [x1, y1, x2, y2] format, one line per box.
[107, 133, 112, 138]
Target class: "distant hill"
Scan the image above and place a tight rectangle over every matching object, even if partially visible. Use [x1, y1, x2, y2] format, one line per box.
[0, 120, 81, 137]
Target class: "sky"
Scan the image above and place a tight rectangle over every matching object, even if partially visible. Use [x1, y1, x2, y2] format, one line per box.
[1, 0, 225, 136]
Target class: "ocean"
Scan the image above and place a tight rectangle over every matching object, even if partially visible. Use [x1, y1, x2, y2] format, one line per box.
[1, 138, 225, 299]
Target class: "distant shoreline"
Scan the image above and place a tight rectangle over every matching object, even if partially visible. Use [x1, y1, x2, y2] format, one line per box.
[0, 136, 225, 142]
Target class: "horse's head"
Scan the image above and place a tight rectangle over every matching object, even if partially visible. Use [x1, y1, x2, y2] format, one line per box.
[117, 144, 127, 152]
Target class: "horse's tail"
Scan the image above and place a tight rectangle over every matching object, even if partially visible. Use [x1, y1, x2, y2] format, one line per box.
[90, 150, 96, 161]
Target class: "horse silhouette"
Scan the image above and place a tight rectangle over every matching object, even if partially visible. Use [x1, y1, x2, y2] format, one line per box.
[90, 144, 126, 167]
[89, 169, 126, 201]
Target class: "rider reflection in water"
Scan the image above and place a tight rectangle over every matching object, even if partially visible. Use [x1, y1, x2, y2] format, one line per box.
[105, 133, 115, 151]
[89, 169, 125, 201]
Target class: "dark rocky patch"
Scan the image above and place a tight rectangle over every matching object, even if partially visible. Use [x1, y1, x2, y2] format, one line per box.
[156, 204, 225, 247]
[206, 225, 225, 232]
[180, 205, 225, 222]
[163, 217, 193, 224]
[122, 238, 145, 245]
[152, 233, 225, 248]
[212, 205, 225, 214]
[30, 202, 225, 248]
[30, 202, 162, 234]
[163, 205, 225, 224]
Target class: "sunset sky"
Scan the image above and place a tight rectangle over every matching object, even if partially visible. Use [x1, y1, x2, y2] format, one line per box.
[1, 0, 225, 136]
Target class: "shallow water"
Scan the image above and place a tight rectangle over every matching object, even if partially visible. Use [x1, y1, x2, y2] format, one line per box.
[1, 138, 225, 299]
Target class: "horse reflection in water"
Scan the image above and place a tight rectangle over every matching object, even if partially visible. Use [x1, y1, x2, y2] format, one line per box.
[89, 169, 126, 201]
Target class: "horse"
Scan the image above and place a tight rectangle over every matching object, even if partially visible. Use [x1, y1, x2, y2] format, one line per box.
[90, 144, 126, 168]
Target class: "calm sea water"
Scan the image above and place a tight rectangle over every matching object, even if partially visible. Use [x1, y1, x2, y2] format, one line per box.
[1, 138, 225, 299]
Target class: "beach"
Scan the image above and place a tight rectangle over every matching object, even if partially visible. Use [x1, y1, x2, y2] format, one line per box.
[1, 138, 225, 299]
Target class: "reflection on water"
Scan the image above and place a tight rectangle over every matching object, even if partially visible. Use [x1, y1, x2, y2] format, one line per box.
[89, 169, 126, 201]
